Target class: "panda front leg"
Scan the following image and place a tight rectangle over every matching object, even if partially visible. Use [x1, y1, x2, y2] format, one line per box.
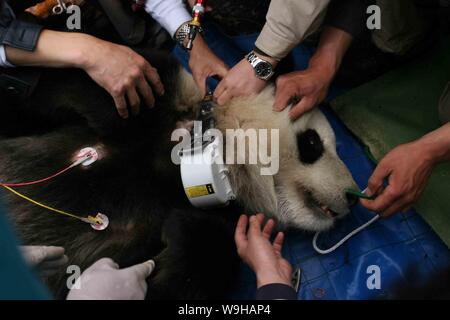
[146, 208, 239, 300]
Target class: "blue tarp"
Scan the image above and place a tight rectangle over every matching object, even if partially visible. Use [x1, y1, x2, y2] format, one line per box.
[172, 27, 450, 300]
[230, 106, 450, 300]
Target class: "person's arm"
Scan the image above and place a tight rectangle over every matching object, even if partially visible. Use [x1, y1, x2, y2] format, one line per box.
[144, 0, 192, 38]
[323, 0, 369, 42]
[5, 30, 164, 119]
[0, 45, 13, 67]
[235, 214, 297, 300]
[146, 0, 228, 96]
[439, 82, 450, 123]
[273, 26, 353, 119]
[420, 123, 450, 162]
[273, 0, 369, 119]
[0, 0, 43, 67]
[361, 123, 450, 217]
[255, 283, 297, 300]
[213, 0, 330, 106]
[255, 0, 330, 61]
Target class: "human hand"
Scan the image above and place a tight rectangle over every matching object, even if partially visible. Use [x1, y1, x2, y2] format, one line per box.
[66, 258, 155, 300]
[273, 64, 333, 120]
[360, 141, 436, 217]
[273, 26, 353, 120]
[235, 214, 293, 288]
[81, 37, 164, 119]
[4, 31, 164, 119]
[214, 56, 273, 105]
[20, 246, 68, 277]
[189, 36, 229, 96]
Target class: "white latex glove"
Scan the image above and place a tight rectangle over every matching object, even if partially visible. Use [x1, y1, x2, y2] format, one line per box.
[20, 246, 69, 277]
[66, 258, 155, 300]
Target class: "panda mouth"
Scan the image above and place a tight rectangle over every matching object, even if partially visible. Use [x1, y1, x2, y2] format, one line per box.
[317, 204, 339, 218]
[305, 191, 340, 219]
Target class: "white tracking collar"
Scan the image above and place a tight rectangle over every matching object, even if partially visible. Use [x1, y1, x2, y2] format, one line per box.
[180, 96, 236, 209]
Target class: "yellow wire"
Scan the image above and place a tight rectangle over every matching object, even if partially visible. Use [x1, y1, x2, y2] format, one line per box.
[1, 185, 100, 224]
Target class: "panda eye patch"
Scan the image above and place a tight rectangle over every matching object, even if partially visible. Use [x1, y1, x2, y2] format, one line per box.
[297, 129, 324, 164]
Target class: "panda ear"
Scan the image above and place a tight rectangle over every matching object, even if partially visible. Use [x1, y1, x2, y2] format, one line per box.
[228, 164, 278, 215]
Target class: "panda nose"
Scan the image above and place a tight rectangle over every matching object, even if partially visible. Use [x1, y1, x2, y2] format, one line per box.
[345, 190, 359, 207]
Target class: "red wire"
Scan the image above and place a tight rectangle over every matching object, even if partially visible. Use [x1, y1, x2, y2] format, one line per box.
[0, 163, 75, 187]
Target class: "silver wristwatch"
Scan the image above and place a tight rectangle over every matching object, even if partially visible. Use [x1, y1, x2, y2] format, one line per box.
[245, 51, 275, 81]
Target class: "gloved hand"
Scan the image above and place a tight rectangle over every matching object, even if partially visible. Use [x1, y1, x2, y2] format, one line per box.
[66, 258, 155, 300]
[20, 246, 69, 277]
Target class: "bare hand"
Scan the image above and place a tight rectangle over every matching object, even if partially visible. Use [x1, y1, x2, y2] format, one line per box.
[235, 214, 293, 288]
[360, 142, 435, 217]
[273, 26, 354, 120]
[82, 38, 164, 119]
[214, 58, 269, 105]
[189, 37, 229, 96]
[273, 65, 333, 120]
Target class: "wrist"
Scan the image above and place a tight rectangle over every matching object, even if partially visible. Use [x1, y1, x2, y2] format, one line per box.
[308, 50, 338, 83]
[189, 35, 207, 55]
[252, 51, 278, 69]
[255, 268, 292, 289]
[311, 26, 352, 81]
[245, 51, 276, 81]
[70, 33, 100, 70]
[3, 30, 94, 69]
[38, 31, 99, 69]
[175, 21, 201, 51]
[416, 125, 450, 165]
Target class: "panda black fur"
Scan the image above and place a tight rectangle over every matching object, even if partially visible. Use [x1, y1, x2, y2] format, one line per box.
[0, 51, 240, 299]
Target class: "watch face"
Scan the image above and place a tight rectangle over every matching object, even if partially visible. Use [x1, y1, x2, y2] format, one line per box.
[255, 62, 272, 78]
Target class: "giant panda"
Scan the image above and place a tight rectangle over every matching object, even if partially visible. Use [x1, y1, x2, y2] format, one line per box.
[0, 50, 357, 299]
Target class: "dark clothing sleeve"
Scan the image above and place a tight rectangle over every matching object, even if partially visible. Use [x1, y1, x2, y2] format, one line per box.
[0, 200, 51, 300]
[255, 283, 297, 300]
[325, 0, 372, 39]
[0, 0, 43, 51]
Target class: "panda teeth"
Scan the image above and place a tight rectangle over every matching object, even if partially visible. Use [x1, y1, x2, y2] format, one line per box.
[320, 205, 337, 218]
[320, 205, 330, 215]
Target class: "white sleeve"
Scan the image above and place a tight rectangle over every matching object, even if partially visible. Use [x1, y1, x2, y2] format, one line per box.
[145, 0, 192, 38]
[0, 45, 14, 67]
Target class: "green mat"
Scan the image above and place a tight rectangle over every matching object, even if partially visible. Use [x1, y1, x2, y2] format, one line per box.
[331, 38, 450, 247]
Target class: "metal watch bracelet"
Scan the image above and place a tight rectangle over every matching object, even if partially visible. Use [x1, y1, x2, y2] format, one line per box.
[174, 22, 204, 50]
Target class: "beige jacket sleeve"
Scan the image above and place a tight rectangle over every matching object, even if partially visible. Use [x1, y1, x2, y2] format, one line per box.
[255, 0, 330, 60]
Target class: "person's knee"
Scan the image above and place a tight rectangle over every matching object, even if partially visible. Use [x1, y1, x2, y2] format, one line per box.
[439, 82, 450, 124]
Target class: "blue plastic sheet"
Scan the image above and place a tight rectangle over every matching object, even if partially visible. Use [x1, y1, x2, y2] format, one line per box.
[172, 26, 450, 300]
[230, 107, 450, 300]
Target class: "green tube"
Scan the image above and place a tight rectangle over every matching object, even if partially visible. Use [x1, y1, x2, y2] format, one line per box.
[364, 145, 378, 164]
[345, 188, 376, 200]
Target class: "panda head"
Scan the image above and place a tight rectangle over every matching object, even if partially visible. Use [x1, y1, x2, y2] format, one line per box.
[272, 109, 359, 231]
[213, 87, 359, 232]
[175, 71, 358, 232]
